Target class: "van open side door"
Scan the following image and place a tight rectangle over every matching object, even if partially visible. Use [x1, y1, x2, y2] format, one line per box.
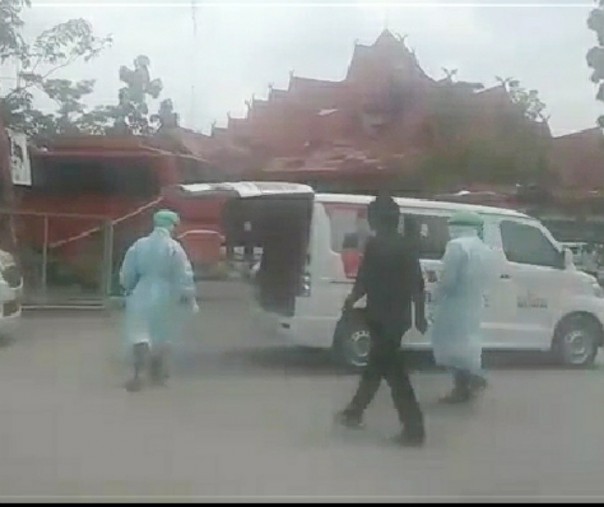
[171, 182, 315, 316]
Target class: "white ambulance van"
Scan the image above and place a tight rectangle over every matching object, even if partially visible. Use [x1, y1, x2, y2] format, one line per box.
[248, 192, 604, 369]
[174, 182, 604, 370]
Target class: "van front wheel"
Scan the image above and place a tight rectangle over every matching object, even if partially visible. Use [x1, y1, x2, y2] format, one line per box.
[333, 312, 371, 371]
[553, 315, 600, 368]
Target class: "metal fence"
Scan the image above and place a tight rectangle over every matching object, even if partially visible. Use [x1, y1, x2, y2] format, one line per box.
[1, 210, 114, 309]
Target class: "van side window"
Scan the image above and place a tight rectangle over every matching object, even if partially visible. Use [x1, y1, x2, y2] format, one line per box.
[326, 205, 370, 253]
[500, 221, 560, 267]
[402, 214, 450, 260]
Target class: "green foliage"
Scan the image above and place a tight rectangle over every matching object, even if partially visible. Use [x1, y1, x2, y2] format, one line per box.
[109, 55, 178, 135]
[0, 0, 113, 138]
[0, 0, 29, 63]
[151, 99, 179, 131]
[587, 1, 604, 125]
[419, 73, 551, 191]
[495, 76, 547, 122]
[412, 140, 548, 191]
[1, 1, 180, 139]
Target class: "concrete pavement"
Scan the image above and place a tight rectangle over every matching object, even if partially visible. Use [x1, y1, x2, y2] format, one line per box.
[0, 285, 603, 501]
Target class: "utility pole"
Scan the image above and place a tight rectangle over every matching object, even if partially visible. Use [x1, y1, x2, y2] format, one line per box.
[190, 0, 198, 130]
[382, 6, 389, 31]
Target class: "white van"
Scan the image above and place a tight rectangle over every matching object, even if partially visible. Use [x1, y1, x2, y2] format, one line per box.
[249, 192, 604, 369]
[174, 182, 604, 369]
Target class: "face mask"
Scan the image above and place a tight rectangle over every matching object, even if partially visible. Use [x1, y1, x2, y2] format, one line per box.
[156, 224, 176, 236]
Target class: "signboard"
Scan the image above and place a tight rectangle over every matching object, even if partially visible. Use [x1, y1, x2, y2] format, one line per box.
[6, 129, 31, 186]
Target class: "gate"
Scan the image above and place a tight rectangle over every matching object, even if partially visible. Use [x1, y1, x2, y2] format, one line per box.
[1, 210, 114, 309]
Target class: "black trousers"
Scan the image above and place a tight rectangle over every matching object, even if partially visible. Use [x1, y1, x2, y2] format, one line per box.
[347, 320, 424, 435]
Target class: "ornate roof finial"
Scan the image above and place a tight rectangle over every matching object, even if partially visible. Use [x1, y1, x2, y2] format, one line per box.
[289, 69, 295, 79]
[268, 82, 274, 91]
[396, 32, 408, 45]
[227, 111, 231, 120]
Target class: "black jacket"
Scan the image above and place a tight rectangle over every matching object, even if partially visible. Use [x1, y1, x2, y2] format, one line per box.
[350, 232, 425, 333]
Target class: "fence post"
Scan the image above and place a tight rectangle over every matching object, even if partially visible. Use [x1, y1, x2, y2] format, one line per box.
[41, 214, 49, 303]
[103, 220, 114, 306]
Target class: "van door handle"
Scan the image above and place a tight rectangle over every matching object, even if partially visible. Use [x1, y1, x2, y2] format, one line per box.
[500, 274, 511, 280]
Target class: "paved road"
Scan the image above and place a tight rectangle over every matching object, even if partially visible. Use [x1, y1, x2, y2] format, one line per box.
[2, 282, 604, 501]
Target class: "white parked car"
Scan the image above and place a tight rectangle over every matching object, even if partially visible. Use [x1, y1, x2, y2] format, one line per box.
[0, 249, 22, 341]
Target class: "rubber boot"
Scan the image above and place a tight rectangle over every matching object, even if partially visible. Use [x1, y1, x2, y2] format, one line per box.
[125, 342, 150, 392]
[439, 370, 473, 404]
[149, 349, 169, 386]
[469, 374, 488, 393]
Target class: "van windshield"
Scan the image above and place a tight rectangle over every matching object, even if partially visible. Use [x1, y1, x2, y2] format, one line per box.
[324, 203, 450, 260]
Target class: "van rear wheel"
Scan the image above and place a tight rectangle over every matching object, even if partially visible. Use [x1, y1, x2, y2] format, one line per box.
[553, 315, 600, 368]
[333, 311, 371, 371]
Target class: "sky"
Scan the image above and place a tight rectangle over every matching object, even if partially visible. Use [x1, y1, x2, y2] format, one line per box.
[1, 0, 602, 137]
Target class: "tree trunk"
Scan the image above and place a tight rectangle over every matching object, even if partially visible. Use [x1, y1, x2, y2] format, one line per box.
[0, 108, 17, 254]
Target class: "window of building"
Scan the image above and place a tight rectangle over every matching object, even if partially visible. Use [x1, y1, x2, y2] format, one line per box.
[31, 158, 160, 198]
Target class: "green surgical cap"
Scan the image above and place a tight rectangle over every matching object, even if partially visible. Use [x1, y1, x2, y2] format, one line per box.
[153, 209, 180, 229]
[448, 211, 484, 227]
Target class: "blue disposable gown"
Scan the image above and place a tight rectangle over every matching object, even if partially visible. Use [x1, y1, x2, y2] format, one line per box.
[120, 227, 196, 350]
[430, 230, 493, 375]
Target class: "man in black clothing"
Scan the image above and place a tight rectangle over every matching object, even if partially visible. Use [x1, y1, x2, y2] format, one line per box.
[335, 195, 428, 447]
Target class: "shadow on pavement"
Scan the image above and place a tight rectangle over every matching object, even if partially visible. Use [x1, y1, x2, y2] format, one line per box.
[173, 346, 344, 378]
[171, 346, 599, 379]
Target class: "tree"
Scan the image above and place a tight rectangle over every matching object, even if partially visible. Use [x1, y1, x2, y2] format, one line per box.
[587, 0, 604, 126]
[43, 79, 95, 135]
[420, 71, 551, 191]
[0, 112, 17, 253]
[496, 76, 548, 122]
[105, 55, 172, 135]
[430, 72, 483, 146]
[151, 99, 179, 132]
[0, 0, 112, 137]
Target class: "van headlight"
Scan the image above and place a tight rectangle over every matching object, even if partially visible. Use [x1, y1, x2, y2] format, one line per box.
[0, 250, 15, 268]
[299, 272, 311, 297]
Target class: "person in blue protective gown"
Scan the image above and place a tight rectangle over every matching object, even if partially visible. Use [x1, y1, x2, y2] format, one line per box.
[430, 211, 493, 403]
[120, 209, 197, 392]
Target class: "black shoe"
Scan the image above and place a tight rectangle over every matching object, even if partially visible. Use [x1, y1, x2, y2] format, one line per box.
[335, 410, 364, 429]
[470, 376, 488, 392]
[149, 358, 168, 386]
[392, 431, 425, 447]
[439, 389, 472, 404]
